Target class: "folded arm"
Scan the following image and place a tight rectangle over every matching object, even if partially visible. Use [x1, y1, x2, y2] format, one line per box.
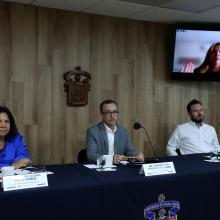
[12, 135, 31, 169]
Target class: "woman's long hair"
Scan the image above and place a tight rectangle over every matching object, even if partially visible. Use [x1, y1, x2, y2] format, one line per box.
[0, 106, 18, 140]
[194, 42, 220, 73]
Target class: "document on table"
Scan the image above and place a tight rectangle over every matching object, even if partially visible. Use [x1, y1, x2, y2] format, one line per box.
[204, 159, 220, 163]
[84, 164, 117, 169]
[84, 164, 99, 169]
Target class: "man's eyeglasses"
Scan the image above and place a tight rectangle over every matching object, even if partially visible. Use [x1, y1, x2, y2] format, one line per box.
[102, 110, 119, 116]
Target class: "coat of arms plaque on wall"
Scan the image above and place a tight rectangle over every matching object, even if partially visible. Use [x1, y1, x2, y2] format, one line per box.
[63, 66, 91, 106]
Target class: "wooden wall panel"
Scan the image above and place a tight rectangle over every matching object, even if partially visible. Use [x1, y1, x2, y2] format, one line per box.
[51, 49, 65, 164]
[0, 4, 10, 105]
[0, 2, 220, 165]
[37, 66, 52, 164]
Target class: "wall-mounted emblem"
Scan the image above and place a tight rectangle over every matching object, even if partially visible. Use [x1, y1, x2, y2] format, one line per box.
[144, 194, 180, 220]
[63, 66, 91, 106]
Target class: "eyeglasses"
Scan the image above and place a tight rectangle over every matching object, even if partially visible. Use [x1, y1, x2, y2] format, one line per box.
[102, 110, 119, 116]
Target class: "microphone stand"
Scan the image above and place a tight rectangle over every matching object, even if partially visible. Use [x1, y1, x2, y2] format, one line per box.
[142, 126, 157, 156]
[133, 122, 159, 163]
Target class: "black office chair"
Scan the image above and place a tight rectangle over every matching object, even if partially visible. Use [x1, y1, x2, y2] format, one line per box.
[78, 148, 88, 163]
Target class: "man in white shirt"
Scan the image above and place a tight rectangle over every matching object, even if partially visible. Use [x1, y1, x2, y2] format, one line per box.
[86, 99, 144, 163]
[166, 99, 219, 156]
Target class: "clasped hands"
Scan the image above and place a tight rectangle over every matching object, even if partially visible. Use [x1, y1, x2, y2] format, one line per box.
[12, 158, 32, 169]
[113, 153, 144, 164]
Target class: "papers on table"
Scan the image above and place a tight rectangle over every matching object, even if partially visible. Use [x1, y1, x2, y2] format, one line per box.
[204, 159, 220, 163]
[14, 169, 32, 175]
[120, 161, 129, 165]
[203, 155, 220, 162]
[84, 164, 99, 169]
[14, 169, 53, 175]
[83, 164, 117, 171]
[96, 167, 117, 172]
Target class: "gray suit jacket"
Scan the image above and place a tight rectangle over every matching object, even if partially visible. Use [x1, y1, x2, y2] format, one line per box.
[86, 122, 138, 162]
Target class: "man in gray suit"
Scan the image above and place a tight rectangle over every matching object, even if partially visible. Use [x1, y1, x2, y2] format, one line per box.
[86, 99, 144, 164]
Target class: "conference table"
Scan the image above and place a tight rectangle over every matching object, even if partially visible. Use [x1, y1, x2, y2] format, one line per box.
[1, 154, 220, 220]
[0, 165, 104, 220]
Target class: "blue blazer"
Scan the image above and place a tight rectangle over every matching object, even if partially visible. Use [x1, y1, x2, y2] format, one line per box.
[86, 122, 137, 162]
[0, 133, 30, 168]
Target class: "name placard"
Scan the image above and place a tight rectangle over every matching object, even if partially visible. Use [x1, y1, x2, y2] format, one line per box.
[2, 173, 48, 191]
[139, 162, 176, 176]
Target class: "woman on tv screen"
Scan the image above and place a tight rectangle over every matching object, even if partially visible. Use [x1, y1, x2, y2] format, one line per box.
[181, 42, 220, 73]
[172, 26, 220, 80]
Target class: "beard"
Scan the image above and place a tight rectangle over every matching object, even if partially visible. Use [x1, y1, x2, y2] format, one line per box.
[191, 115, 204, 124]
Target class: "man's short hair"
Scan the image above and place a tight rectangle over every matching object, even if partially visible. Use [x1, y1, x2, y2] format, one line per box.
[100, 100, 118, 113]
[187, 99, 202, 113]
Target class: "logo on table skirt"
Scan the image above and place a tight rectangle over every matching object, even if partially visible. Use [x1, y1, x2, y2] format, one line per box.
[144, 194, 180, 220]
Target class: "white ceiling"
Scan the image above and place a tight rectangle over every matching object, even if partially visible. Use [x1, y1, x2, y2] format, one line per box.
[2, 0, 220, 24]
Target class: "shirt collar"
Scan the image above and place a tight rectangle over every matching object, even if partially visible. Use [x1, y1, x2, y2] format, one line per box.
[104, 123, 117, 133]
[189, 120, 204, 127]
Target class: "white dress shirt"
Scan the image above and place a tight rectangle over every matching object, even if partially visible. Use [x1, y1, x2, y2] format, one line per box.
[166, 121, 219, 156]
[104, 124, 117, 155]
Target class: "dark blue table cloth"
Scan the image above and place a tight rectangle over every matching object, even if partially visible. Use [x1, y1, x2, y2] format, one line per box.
[78, 154, 220, 220]
[1, 154, 220, 220]
[0, 164, 104, 220]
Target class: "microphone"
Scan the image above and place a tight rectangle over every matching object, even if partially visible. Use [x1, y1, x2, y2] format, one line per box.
[133, 122, 157, 156]
[176, 148, 182, 156]
[133, 122, 142, 130]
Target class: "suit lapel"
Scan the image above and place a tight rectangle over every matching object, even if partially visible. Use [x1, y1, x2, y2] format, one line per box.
[114, 126, 120, 154]
[99, 122, 109, 154]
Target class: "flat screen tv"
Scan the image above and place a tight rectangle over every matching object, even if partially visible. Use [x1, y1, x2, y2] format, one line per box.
[171, 24, 220, 81]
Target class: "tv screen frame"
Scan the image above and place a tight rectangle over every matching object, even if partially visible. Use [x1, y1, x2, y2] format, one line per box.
[171, 23, 220, 81]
